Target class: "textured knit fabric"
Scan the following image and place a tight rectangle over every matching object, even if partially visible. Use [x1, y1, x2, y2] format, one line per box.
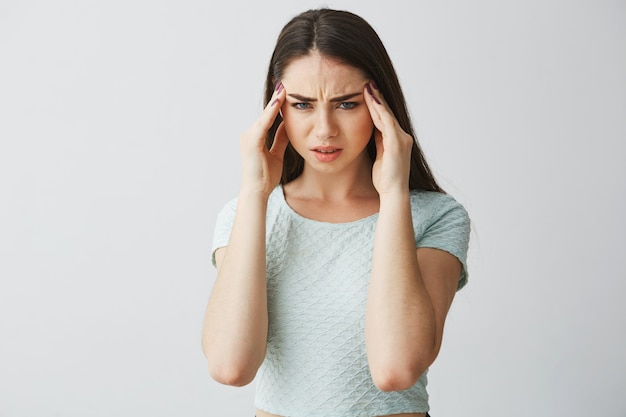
[211, 185, 470, 417]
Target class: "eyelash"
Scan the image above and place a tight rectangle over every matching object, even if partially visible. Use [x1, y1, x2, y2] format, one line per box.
[291, 102, 358, 110]
[338, 102, 358, 110]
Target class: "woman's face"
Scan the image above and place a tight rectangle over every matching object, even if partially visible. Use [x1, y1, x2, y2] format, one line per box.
[280, 52, 374, 175]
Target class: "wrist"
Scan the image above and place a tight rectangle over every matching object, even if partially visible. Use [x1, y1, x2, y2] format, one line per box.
[238, 186, 273, 203]
[377, 188, 410, 203]
[377, 189, 411, 214]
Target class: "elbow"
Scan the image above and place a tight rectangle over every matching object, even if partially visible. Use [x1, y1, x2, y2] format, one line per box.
[371, 368, 423, 392]
[207, 361, 256, 387]
[370, 357, 432, 392]
[202, 334, 265, 387]
[204, 347, 259, 387]
[202, 337, 260, 387]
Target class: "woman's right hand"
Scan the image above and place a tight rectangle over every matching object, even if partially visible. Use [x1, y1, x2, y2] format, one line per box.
[239, 81, 289, 197]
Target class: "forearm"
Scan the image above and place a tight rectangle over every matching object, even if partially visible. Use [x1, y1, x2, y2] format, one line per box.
[366, 191, 436, 391]
[202, 190, 269, 385]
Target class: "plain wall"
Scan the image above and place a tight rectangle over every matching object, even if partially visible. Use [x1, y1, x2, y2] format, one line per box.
[1, 1, 625, 416]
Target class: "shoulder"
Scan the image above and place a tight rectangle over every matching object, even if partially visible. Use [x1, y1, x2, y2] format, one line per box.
[267, 185, 285, 210]
[217, 195, 238, 215]
[409, 190, 469, 225]
[216, 186, 284, 217]
[410, 190, 471, 289]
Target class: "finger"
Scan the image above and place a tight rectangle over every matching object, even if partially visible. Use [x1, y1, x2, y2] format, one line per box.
[269, 122, 290, 158]
[364, 83, 384, 131]
[373, 129, 384, 162]
[365, 82, 396, 129]
[258, 81, 286, 130]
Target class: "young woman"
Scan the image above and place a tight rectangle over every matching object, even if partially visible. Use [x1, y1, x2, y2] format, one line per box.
[203, 8, 470, 417]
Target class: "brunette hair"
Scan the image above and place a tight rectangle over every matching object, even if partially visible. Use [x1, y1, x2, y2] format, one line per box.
[264, 8, 443, 192]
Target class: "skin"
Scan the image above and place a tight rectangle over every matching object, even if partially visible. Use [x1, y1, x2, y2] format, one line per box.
[202, 51, 461, 417]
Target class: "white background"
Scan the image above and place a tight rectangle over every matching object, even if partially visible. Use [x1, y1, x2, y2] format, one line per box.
[1, 1, 625, 416]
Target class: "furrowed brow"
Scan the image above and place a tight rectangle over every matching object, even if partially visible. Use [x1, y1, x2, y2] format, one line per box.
[287, 92, 363, 102]
[329, 92, 362, 102]
[287, 94, 316, 102]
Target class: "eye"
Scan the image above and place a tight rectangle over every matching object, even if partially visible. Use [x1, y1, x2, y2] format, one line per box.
[292, 102, 312, 110]
[338, 102, 358, 110]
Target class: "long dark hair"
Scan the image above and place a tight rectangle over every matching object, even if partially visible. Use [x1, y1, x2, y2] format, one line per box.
[264, 8, 443, 192]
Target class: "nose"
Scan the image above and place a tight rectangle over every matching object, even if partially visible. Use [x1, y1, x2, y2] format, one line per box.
[314, 109, 338, 140]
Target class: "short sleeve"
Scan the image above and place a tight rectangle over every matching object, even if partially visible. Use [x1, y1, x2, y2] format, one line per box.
[414, 194, 471, 290]
[211, 197, 238, 267]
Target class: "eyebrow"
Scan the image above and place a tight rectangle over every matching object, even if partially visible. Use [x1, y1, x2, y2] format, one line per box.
[287, 92, 363, 102]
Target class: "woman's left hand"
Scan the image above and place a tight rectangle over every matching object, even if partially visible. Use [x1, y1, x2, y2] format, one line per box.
[364, 81, 414, 196]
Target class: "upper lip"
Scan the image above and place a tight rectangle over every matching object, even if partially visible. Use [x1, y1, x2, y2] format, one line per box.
[311, 146, 342, 152]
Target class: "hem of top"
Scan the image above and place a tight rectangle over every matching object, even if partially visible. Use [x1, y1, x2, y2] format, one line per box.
[255, 402, 430, 417]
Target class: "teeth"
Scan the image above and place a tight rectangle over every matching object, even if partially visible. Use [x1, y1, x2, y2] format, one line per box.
[317, 149, 336, 153]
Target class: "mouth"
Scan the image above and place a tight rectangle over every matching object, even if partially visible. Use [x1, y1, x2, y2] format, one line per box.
[310, 146, 343, 162]
[312, 146, 342, 153]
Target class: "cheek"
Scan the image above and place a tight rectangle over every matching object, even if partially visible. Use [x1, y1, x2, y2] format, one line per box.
[281, 115, 304, 148]
[350, 111, 375, 142]
[281, 108, 310, 140]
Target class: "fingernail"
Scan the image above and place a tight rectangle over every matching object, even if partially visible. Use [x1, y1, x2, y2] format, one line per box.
[366, 84, 381, 104]
[275, 81, 283, 93]
[271, 98, 279, 106]
[371, 80, 379, 90]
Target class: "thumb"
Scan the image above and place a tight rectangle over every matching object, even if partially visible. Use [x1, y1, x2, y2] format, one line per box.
[373, 129, 384, 162]
[269, 122, 290, 158]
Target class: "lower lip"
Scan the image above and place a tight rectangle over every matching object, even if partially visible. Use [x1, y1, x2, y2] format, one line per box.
[311, 149, 342, 162]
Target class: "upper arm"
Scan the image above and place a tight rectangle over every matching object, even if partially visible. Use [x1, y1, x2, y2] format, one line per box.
[416, 247, 463, 359]
[211, 197, 238, 268]
[414, 194, 470, 291]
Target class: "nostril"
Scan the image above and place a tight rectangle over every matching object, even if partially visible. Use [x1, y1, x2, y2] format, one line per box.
[315, 116, 337, 139]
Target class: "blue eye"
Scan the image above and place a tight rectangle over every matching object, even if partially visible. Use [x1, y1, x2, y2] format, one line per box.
[338, 102, 357, 110]
[293, 102, 311, 110]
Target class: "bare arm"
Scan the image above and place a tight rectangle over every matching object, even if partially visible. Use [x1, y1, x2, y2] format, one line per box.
[364, 82, 462, 391]
[202, 192, 270, 386]
[202, 83, 288, 386]
[366, 192, 461, 391]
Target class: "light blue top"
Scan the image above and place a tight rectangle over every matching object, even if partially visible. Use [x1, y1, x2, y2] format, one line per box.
[212, 185, 470, 417]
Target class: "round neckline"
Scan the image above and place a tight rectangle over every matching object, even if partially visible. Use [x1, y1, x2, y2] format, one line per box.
[275, 184, 379, 226]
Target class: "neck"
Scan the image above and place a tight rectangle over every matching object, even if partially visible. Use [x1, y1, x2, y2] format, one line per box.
[289, 156, 376, 201]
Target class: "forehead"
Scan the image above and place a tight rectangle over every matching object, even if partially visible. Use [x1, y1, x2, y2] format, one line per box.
[282, 52, 368, 91]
